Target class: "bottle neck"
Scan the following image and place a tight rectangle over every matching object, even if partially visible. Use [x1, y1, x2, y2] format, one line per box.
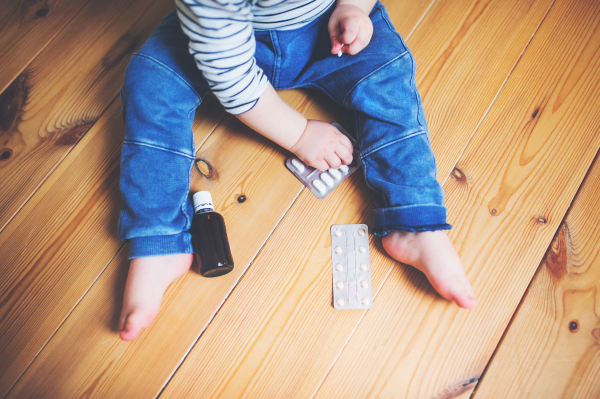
[195, 207, 213, 214]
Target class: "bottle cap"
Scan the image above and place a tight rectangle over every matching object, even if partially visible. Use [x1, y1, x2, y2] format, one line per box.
[193, 191, 214, 213]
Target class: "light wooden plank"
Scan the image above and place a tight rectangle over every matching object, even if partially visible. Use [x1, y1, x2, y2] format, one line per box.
[314, 0, 600, 397]
[474, 155, 600, 396]
[0, 0, 175, 233]
[411, 0, 555, 179]
[0, 94, 222, 397]
[154, 0, 558, 397]
[4, 90, 345, 398]
[0, 0, 92, 94]
[2, 1, 436, 395]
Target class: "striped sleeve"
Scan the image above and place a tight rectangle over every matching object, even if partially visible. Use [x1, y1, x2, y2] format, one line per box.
[175, 0, 269, 114]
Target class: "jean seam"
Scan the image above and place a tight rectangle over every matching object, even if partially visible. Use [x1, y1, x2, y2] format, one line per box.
[342, 51, 408, 106]
[123, 139, 196, 159]
[133, 53, 203, 100]
[361, 131, 427, 158]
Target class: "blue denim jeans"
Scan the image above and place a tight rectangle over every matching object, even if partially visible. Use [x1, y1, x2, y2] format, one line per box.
[119, 2, 450, 258]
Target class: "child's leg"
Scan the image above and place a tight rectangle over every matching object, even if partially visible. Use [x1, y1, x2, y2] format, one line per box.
[279, 2, 475, 307]
[118, 13, 210, 340]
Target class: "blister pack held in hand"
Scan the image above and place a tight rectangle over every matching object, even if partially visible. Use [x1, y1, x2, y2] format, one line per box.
[286, 123, 361, 199]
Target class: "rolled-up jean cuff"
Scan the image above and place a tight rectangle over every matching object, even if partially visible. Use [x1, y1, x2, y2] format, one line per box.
[128, 232, 194, 259]
[372, 204, 452, 236]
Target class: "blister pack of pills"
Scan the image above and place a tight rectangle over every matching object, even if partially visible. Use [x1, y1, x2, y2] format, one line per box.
[285, 123, 361, 199]
[331, 224, 373, 309]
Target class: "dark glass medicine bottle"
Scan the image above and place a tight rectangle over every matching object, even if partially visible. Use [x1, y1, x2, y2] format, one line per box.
[190, 191, 234, 277]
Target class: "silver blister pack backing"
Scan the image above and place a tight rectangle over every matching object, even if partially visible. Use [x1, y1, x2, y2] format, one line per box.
[331, 224, 373, 309]
[285, 123, 361, 199]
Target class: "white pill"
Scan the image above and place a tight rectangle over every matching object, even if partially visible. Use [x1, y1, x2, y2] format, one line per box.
[320, 173, 334, 187]
[335, 246, 343, 254]
[340, 165, 350, 173]
[312, 179, 327, 194]
[361, 281, 368, 289]
[337, 50, 343, 57]
[337, 298, 345, 306]
[334, 229, 341, 237]
[328, 168, 342, 179]
[291, 158, 305, 173]
[358, 228, 365, 236]
[336, 281, 344, 289]
[362, 298, 369, 306]
[336, 264, 343, 271]
[360, 263, 367, 271]
[359, 246, 366, 253]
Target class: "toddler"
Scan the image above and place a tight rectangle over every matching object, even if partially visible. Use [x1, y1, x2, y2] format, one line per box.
[117, 0, 476, 341]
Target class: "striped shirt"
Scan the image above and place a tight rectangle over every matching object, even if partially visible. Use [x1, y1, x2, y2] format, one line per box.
[175, 0, 335, 114]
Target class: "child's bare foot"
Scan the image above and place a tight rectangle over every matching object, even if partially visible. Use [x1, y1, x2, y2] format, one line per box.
[119, 253, 193, 341]
[290, 120, 353, 171]
[382, 230, 476, 309]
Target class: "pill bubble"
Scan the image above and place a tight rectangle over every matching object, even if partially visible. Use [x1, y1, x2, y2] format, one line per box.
[291, 158, 305, 173]
[336, 281, 344, 289]
[328, 168, 342, 180]
[336, 264, 343, 272]
[334, 229, 341, 237]
[361, 281, 368, 288]
[337, 298, 345, 306]
[360, 263, 367, 271]
[335, 246, 343, 254]
[359, 246, 366, 253]
[358, 228, 365, 236]
[320, 173, 334, 187]
[340, 165, 350, 173]
[362, 298, 369, 306]
[312, 179, 326, 194]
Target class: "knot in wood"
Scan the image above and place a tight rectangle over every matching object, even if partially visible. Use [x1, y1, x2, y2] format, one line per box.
[36, 7, 49, 18]
[569, 320, 579, 333]
[451, 167, 466, 183]
[490, 208, 498, 215]
[0, 148, 12, 161]
[237, 195, 246, 203]
[536, 216, 547, 224]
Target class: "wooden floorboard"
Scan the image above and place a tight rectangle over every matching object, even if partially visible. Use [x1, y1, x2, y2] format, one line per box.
[158, 0, 560, 397]
[1, 0, 599, 397]
[0, 0, 92, 94]
[474, 136, 600, 396]
[0, 93, 223, 397]
[0, 0, 175, 233]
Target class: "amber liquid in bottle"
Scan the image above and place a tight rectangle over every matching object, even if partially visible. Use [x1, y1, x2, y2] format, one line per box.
[190, 192, 234, 277]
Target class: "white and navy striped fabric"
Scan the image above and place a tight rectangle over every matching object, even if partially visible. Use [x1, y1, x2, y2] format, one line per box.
[175, 0, 335, 114]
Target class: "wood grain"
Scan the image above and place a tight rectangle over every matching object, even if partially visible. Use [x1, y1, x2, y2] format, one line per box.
[0, 0, 175, 233]
[5, 90, 345, 398]
[410, 0, 554, 180]
[0, 0, 92, 94]
[0, 94, 221, 397]
[315, 0, 600, 397]
[474, 153, 600, 397]
[2, 2, 435, 396]
[154, 0, 558, 396]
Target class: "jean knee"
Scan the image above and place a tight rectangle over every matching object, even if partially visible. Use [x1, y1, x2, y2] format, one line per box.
[346, 52, 428, 157]
[120, 54, 201, 156]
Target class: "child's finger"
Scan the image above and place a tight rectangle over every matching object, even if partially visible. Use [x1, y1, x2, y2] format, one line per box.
[339, 134, 353, 153]
[335, 143, 353, 165]
[340, 19, 359, 47]
[324, 153, 343, 169]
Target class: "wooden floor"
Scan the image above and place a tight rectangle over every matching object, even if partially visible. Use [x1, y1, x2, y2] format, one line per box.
[1, 0, 600, 397]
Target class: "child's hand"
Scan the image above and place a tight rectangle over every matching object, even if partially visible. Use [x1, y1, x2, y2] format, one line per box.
[290, 120, 354, 171]
[328, 4, 373, 55]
